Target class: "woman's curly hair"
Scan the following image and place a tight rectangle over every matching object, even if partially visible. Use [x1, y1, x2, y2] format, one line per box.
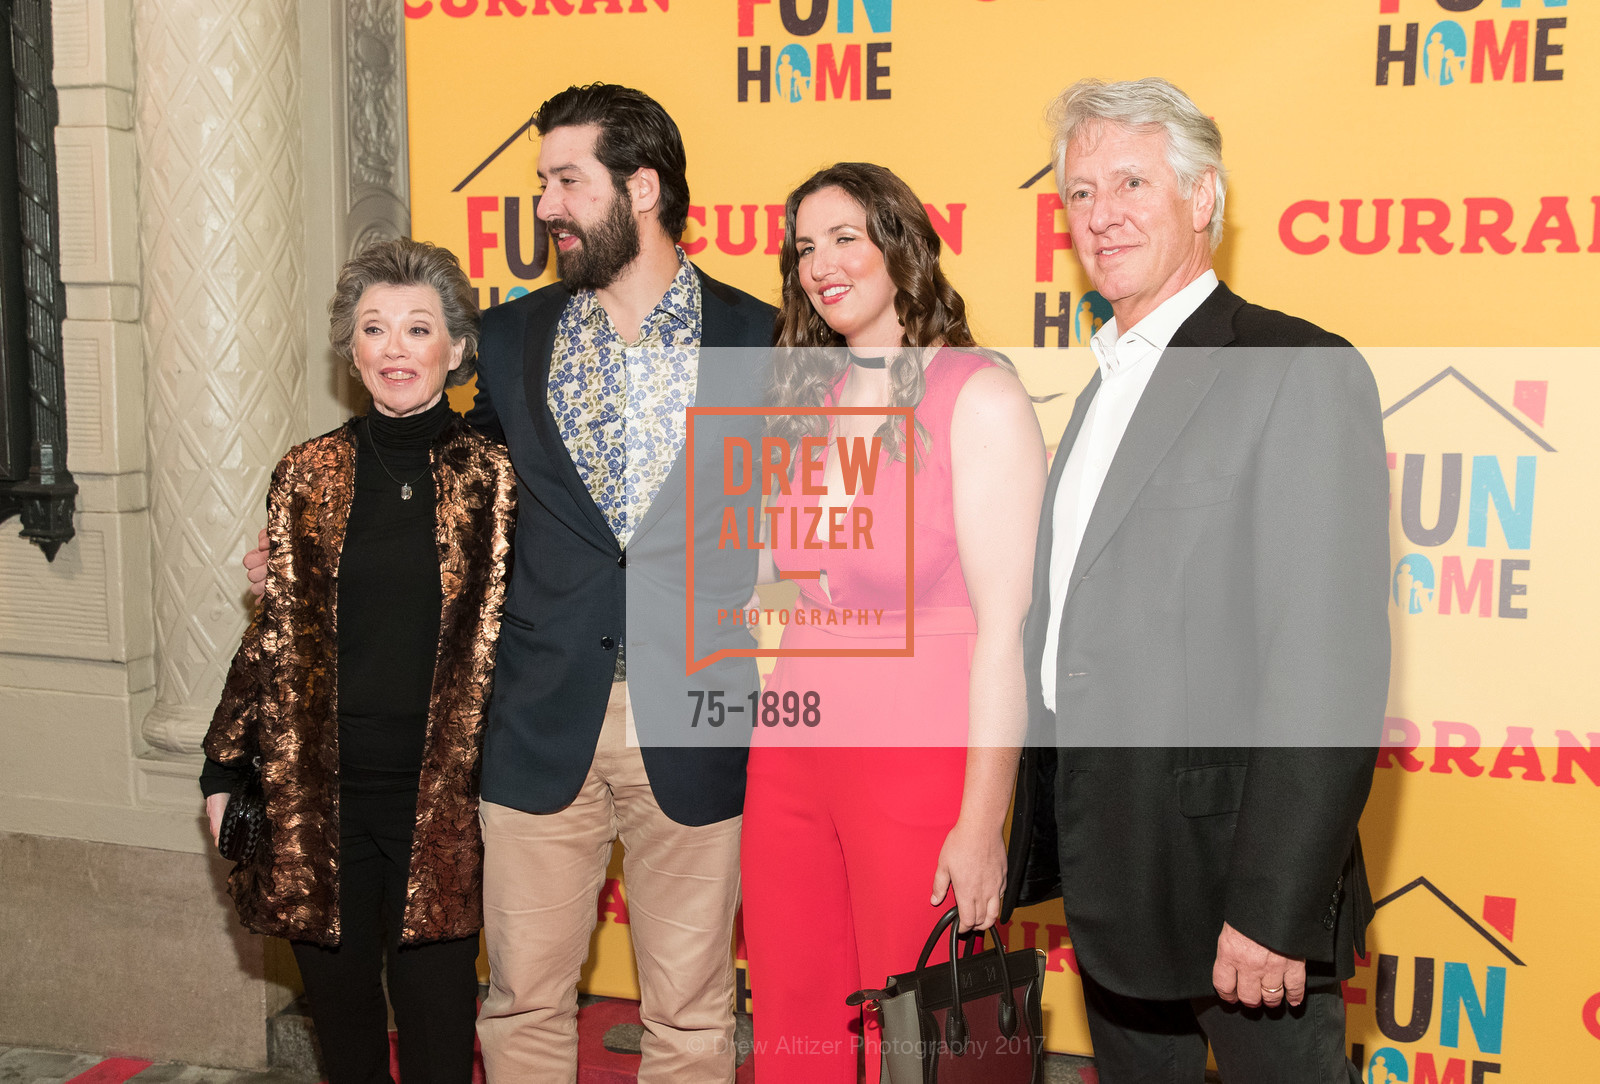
[769, 163, 986, 465]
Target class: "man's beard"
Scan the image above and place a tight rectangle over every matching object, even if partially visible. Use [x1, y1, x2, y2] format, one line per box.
[550, 188, 641, 291]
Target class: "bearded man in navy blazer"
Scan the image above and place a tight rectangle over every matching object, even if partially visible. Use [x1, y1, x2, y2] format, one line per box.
[1002, 79, 1391, 1082]
[466, 85, 774, 1081]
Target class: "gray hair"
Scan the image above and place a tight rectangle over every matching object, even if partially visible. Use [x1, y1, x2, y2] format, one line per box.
[328, 237, 479, 387]
[1048, 77, 1228, 249]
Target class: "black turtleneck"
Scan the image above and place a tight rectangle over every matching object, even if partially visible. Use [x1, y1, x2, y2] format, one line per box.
[336, 396, 455, 791]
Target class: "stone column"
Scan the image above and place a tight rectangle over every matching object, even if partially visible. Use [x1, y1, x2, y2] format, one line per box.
[135, 0, 306, 755]
[343, 0, 411, 257]
[298, 0, 412, 436]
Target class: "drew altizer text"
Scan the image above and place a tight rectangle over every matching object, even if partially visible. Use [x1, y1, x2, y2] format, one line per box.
[684, 406, 916, 672]
[716, 434, 882, 551]
[712, 431, 887, 636]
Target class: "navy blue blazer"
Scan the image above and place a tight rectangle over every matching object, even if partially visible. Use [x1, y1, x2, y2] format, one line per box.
[469, 267, 776, 826]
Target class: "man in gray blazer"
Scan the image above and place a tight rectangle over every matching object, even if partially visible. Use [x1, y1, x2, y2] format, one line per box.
[1002, 78, 1390, 1082]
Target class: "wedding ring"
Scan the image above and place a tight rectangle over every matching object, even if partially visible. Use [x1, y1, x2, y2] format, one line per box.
[1262, 985, 1284, 995]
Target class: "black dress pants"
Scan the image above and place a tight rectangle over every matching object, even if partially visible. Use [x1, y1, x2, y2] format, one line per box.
[1079, 967, 1362, 1084]
[291, 786, 480, 1084]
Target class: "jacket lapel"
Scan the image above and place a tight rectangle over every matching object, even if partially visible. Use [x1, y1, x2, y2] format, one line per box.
[429, 418, 470, 650]
[521, 285, 618, 546]
[1065, 283, 1241, 594]
[322, 423, 359, 578]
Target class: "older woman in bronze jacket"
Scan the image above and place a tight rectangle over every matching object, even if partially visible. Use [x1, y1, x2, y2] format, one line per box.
[201, 238, 515, 1084]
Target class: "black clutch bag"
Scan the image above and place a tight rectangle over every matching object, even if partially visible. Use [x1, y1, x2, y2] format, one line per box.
[217, 754, 269, 864]
[849, 906, 1046, 1084]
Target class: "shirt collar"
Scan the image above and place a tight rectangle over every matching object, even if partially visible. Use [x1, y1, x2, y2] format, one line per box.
[573, 246, 699, 331]
[654, 247, 700, 330]
[1090, 269, 1219, 378]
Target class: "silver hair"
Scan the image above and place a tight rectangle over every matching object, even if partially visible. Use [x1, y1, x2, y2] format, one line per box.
[327, 237, 479, 387]
[1048, 77, 1228, 249]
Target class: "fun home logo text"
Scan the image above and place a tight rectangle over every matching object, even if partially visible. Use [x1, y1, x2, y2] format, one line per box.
[1348, 878, 1526, 1084]
[1376, 0, 1570, 86]
[1026, 173, 1111, 347]
[1389, 450, 1533, 620]
[1383, 369, 1552, 621]
[737, 0, 894, 103]
[1356, 957, 1507, 1084]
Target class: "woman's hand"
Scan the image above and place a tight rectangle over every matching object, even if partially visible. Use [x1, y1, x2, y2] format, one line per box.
[205, 792, 229, 847]
[931, 816, 1007, 932]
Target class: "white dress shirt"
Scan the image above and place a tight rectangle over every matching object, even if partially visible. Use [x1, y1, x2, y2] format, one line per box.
[1040, 271, 1219, 712]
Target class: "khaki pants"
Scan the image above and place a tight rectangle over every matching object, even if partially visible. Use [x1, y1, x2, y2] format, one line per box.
[477, 685, 742, 1083]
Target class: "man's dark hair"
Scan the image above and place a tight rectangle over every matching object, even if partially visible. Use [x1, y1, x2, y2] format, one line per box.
[534, 84, 690, 242]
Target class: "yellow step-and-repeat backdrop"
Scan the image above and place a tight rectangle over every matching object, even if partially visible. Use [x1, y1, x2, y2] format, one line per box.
[404, 1, 1600, 1077]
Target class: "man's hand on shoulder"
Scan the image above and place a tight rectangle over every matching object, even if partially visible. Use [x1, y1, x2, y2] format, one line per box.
[1212, 921, 1306, 1009]
[243, 528, 268, 600]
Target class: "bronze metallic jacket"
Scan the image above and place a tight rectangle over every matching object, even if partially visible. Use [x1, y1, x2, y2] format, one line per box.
[204, 415, 517, 946]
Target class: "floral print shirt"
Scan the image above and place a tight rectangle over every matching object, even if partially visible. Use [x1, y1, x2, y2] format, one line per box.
[547, 248, 702, 549]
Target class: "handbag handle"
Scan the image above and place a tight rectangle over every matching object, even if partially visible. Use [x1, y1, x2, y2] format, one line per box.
[915, 906, 1021, 1053]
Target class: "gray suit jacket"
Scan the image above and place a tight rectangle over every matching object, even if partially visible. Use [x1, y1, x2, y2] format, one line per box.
[1003, 283, 1391, 1000]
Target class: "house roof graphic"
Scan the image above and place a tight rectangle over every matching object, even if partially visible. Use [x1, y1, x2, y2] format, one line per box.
[1373, 876, 1526, 967]
[1382, 367, 1556, 453]
[1019, 163, 1053, 190]
[455, 116, 538, 193]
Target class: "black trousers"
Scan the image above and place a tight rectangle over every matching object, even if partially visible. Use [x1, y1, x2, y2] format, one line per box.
[291, 787, 480, 1084]
[1079, 967, 1361, 1084]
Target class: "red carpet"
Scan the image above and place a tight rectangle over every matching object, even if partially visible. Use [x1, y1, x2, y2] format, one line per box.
[52, 1000, 757, 1082]
[62, 1060, 153, 1084]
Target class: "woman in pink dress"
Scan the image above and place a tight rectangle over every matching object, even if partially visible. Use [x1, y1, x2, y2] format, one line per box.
[740, 162, 1046, 1082]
